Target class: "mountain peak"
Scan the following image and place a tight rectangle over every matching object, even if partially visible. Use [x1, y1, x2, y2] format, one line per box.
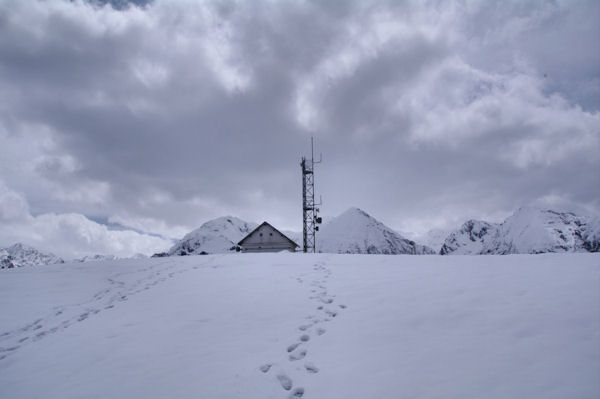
[318, 208, 434, 255]
[168, 216, 257, 256]
[1, 243, 64, 268]
[339, 207, 374, 220]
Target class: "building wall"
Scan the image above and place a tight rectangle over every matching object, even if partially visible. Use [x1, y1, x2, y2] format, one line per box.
[241, 224, 297, 253]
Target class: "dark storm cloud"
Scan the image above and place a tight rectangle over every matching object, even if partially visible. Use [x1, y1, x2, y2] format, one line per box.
[0, 0, 598, 246]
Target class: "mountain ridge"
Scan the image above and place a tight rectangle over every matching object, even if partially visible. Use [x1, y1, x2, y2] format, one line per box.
[0, 243, 65, 269]
[440, 207, 600, 255]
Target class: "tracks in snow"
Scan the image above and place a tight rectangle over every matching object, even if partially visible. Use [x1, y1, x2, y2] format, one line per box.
[0, 258, 213, 361]
[260, 256, 348, 399]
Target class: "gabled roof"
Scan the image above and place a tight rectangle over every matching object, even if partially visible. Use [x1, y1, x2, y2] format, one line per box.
[237, 221, 299, 248]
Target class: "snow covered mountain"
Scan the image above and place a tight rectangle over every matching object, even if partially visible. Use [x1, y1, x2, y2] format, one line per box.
[0, 243, 64, 268]
[581, 216, 600, 252]
[167, 216, 257, 255]
[72, 254, 119, 263]
[164, 207, 599, 257]
[441, 207, 600, 255]
[318, 207, 435, 254]
[440, 220, 498, 255]
[72, 253, 148, 263]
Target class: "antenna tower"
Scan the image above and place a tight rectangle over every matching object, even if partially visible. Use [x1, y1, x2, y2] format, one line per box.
[301, 137, 322, 253]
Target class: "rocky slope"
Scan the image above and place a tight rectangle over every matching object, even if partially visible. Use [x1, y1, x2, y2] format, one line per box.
[317, 207, 435, 255]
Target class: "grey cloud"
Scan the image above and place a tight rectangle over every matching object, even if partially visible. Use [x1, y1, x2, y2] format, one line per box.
[0, 0, 598, 244]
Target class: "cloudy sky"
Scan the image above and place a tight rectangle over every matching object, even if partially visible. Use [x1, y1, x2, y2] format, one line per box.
[0, 0, 598, 258]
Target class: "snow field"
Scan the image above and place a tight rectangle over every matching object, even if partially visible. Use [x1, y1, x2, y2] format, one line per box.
[0, 253, 599, 398]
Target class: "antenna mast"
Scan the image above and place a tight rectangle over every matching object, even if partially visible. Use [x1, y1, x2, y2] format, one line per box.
[301, 137, 322, 253]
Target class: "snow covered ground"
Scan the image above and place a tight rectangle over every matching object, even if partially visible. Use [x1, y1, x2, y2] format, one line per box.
[0, 253, 598, 399]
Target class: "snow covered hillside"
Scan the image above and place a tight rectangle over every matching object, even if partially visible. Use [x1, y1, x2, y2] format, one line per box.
[441, 207, 600, 255]
[167, 216, 257, 256]
[0, 253, 598, 399]
[440, 220, 498, 255]
[0, 243, 64, 268]
[318, 207, 434, 254]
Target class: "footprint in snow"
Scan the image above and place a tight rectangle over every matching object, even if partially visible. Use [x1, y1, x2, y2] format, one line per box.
[299, 334, 310, 342]
[289, 387, 305, 398]
[287, 343, 301, 353]
[259, 363, 272, 373]
[316, 327, 326, 336]
[289, 349, 307, 361]
[277, 374, 293, 391]
[304, 362, 319, 374]
[339, 304, 347, 309]
[0, 346, 19, 353]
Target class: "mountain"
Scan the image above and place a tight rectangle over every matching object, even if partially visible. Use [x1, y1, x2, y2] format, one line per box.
[317, 207, 435, 254]
[440, 220, 498, 255]
[72, 253, 148, 263]
[0, 243, 65, 268]
[485, 207, 598, 254]
[0, 249, 12, 269]
[168, 216, 257, 255]
[441, 207, 600, 255]
[581, 216, 600, 252]
[73, 254, 118, 263]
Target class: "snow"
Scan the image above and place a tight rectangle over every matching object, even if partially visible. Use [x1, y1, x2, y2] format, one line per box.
[318, 207, 434, 254]
[1, 253, 598, 398]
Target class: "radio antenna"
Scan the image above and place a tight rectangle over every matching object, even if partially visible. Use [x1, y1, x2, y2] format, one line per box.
[300, 137, 322, 253]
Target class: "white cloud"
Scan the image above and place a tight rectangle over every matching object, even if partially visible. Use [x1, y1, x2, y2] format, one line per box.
[0, 0, 597, 241]
[0, 182, 30, 221]
[0, 182, 172, 259]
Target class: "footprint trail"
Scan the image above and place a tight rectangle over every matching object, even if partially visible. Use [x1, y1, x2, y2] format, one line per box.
[259, 255, 347, 398]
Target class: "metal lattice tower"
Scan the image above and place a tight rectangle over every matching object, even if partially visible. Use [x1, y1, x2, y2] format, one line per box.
[301, 137, 322, 253]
